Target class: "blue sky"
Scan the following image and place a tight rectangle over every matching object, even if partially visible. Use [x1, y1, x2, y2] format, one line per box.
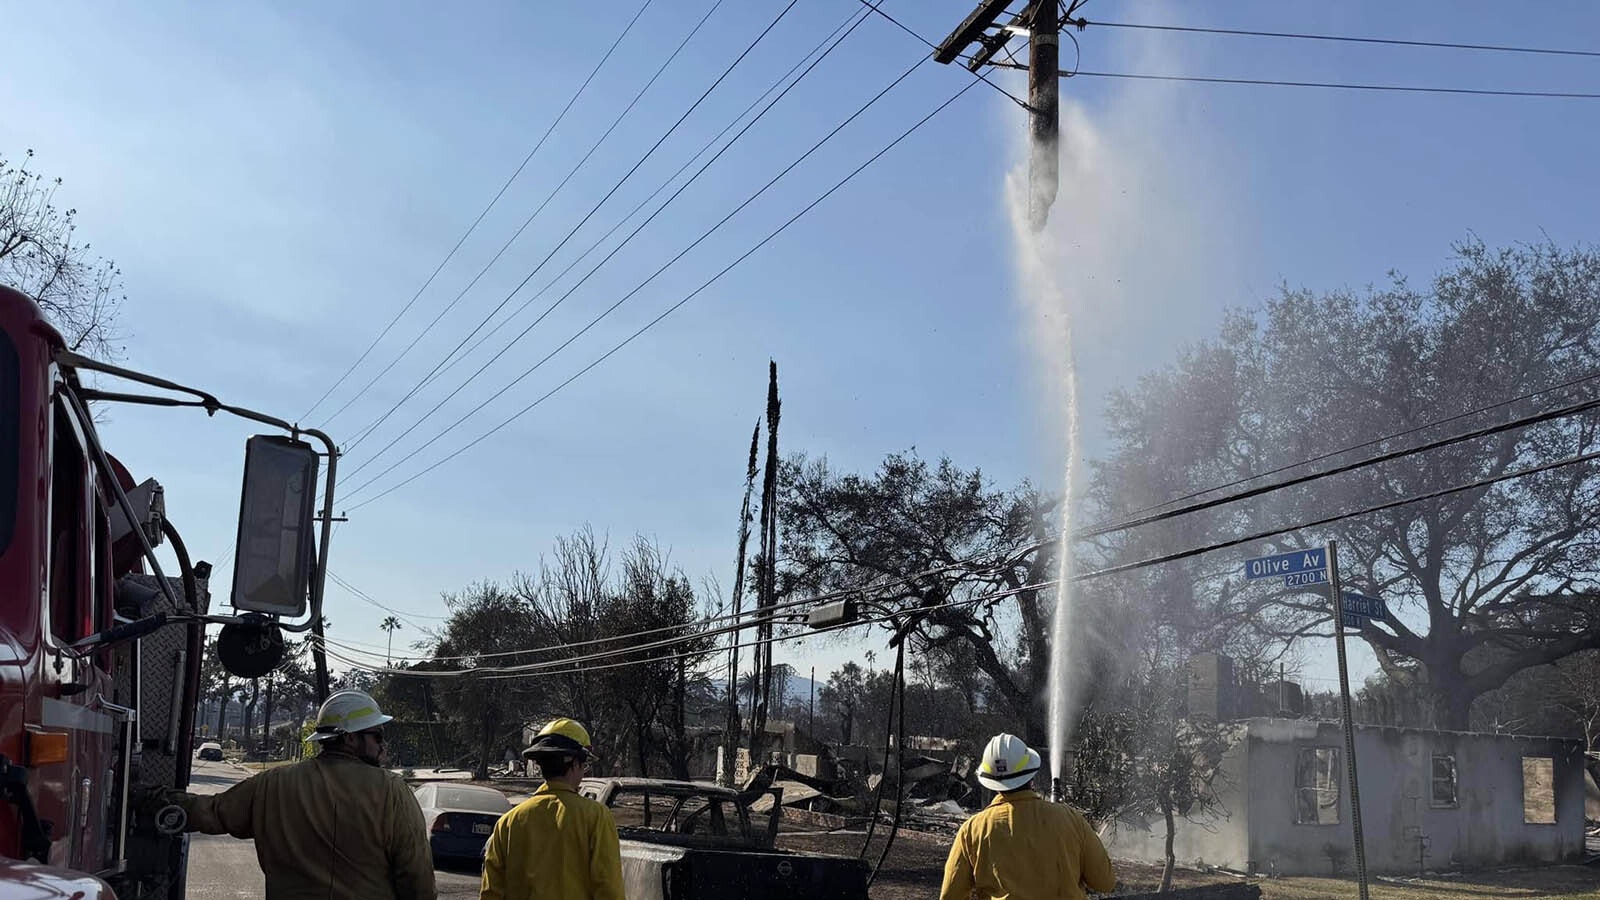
[5, 0, 1599, 693]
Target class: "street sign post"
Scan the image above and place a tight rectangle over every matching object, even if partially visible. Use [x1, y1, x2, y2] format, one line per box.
[1326, 543, 1370, 900]
[1244, 543, 1370, 899]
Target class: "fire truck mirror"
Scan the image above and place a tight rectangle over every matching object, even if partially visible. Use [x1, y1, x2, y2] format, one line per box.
[229, 435, 319, 618]
[217, 615, 286, 678]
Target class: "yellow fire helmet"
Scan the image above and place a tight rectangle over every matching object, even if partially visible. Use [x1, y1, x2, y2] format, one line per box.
[522, 717, 593, 761]
[977, 733, 1041, 793]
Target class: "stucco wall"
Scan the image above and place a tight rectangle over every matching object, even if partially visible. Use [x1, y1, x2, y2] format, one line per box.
[1106, 718, 1586, 877]
[1242, 719, 1586, 876]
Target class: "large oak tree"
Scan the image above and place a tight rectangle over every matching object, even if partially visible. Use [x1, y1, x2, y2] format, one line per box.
[1092, 240, 1600, 729]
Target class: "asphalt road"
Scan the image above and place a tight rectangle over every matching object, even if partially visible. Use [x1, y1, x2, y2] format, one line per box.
[184, 758, 484, 898]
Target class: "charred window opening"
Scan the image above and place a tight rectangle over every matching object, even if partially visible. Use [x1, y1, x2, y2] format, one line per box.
[1430, 755, 1458, 808]
[1295, 747, 1341, 825]
[1522, 757, 1555, 824]
[609, 791, 680, 832]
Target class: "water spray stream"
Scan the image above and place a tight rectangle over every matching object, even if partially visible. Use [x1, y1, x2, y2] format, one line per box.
[1044, 288, 1081, 797]
[1007, 133, 1080, 798]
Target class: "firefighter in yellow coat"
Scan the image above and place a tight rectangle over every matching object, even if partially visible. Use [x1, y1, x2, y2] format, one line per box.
[480, 718, 624, 900]
[171, 690, 437, 900]
[941, 733, 1116, 900]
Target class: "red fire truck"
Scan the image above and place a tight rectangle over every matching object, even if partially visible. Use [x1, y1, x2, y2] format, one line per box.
[0, 283, 338, 897]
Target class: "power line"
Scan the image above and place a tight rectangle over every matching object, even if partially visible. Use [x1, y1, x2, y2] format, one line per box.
[319, 632, 419, 654]
[1079, 444, 1600, 584]
[340, 0, 732, 453]
[1115, 368, 1600, 522]
[561, 440, 1600, 668]
[1084, 19, 1600, 59]
[354, 6, 874, 433]
[328, 424, 1600, 680]
[341, 5, 874, 486]
[326, 570, 450, 624]
[336, 0, 807, 472]
[854, 0, 1033, 109]
[344, 73, 981, 509]
[1034, 68, 1600, 99]
[1080, 385, 1600, 539]
[326, 586, 1016, 679]
[322, 384, 1600, 684]
[303, 0, 658, 423]
[339, 39, 936, 498]
[342, 369, 1600, 671]
[316, 553, 1017, 664]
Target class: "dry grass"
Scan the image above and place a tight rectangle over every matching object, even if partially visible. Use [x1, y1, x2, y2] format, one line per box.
[1259, 867, 1600, 900]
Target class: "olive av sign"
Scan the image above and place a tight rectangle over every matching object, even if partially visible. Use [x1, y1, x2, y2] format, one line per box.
[1243, 548, 1327, 586]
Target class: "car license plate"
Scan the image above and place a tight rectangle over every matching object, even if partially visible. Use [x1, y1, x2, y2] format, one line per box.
[473, 824, 493, 835]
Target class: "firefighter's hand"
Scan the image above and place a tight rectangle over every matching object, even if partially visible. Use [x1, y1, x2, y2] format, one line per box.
[131, 786, 191, 835]
[131, 785, 186, 816]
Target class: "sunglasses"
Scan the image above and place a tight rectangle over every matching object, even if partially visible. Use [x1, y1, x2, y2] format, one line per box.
[356, 730, 386, 744]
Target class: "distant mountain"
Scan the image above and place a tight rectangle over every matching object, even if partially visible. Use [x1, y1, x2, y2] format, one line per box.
[782, 673, 820, 706]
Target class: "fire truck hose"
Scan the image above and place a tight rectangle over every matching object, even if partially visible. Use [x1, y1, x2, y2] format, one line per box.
[69, 612, 169, 651]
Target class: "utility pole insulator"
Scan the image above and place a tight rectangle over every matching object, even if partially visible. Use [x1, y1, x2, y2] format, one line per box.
[933, 0, 1015, 65]
[936, 0, 1068, 231]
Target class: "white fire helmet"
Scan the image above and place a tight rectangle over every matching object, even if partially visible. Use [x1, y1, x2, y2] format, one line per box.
[977, 733, 1041, 793]
[308, 690, 394, 741]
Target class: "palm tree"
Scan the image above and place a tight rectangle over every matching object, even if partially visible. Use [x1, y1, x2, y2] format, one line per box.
[380, 616, 402, 667]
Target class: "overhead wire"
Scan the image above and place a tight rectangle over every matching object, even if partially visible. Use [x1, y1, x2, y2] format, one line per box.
[304, 0, 657, 424]
[341, 0, 731, 453]
[1113, 367, 1600, 521]
[358, 6, 874, 428]
[325, 584, 1026, 679]
[1083, 19, 1600, 59]
[341, 6, 875, 488]
[329, 431, 1600, 680]
[326, 570, 450, 624]
[1065, 70, 1600, 100]
[1078, 443, 1600, 584]
[1078, 383, 1600, 539]
[853, 0, 1033, 109]
[329, 378, 1600, 678]
[337, 0, 808, 472]
[318, 552, 1022, 664]
[342, 56, 979, 506]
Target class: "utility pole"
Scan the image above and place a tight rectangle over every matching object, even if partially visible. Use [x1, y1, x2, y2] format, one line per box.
[1026, 0, 1059, 231]
[1327, 542, 1371, 900]
[809, 665, 816, 737]
[936, 1, 1085, 231]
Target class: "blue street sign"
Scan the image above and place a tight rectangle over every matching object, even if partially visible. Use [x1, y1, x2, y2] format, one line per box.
[1285, 570, 1329, 588]
[1244, 548, 1327, 580]
[1342, 591, 1387, 620]
[1341, 613, 1364, 629]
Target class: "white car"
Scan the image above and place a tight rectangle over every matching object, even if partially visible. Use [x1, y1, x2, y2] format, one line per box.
[414, 783, 512, 864]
